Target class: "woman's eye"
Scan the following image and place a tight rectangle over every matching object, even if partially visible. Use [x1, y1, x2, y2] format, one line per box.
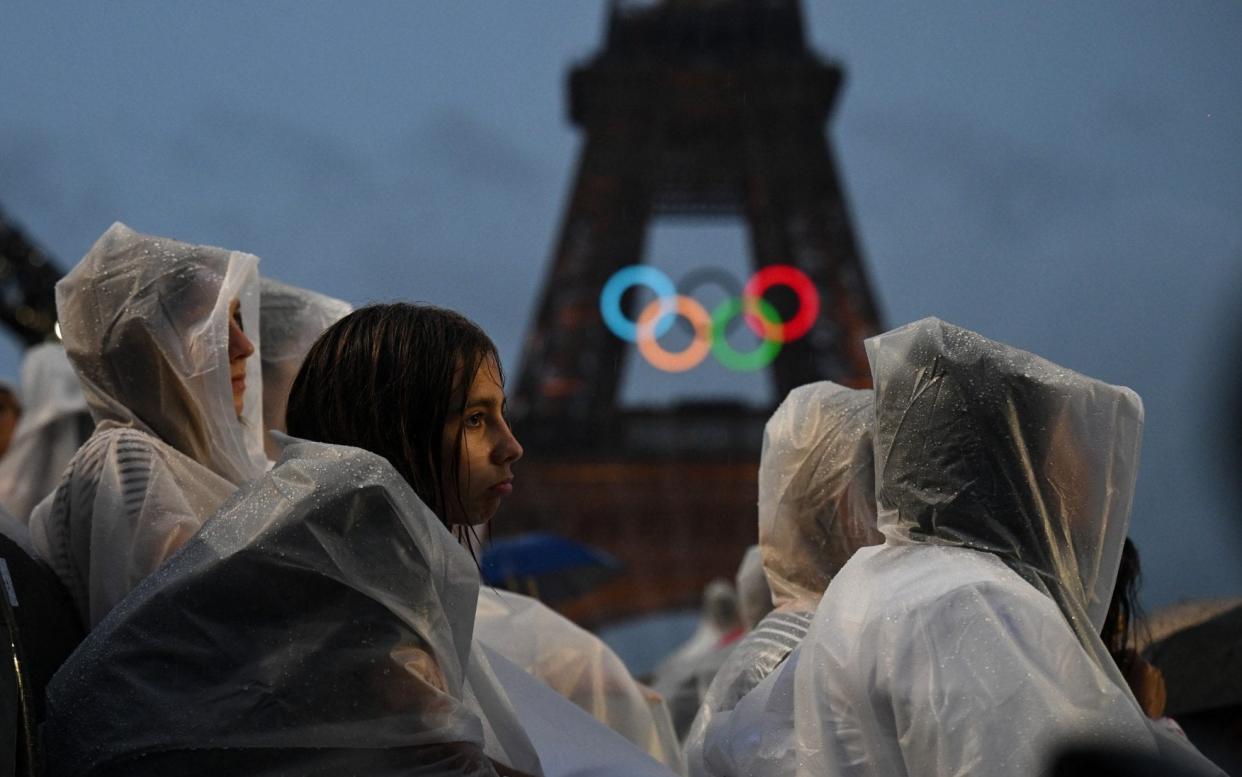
[465, 414, 484, 429]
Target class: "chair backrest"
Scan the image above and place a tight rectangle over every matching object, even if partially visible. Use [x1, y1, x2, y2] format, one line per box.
[0, 532, 85, 777]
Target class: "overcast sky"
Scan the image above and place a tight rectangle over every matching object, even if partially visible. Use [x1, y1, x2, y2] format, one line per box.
[2, 1, 1240, 609]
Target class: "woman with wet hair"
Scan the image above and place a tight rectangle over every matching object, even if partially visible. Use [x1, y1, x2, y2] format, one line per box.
[29, 222, 266, 628]
[41, 303, 547, 777]
[285, 303, 522, 528]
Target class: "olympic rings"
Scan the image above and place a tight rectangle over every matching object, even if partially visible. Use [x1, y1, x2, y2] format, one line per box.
[599, 263, 820, 373]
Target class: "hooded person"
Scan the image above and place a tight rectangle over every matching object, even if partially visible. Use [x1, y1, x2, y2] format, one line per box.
[28, 222, 266, 628]
[257, 277, 352, 459]
[686, 381, 880, 777]
[474, 586, 685, 773]
[652, 579, 745, 740]
[733, 545, 774, 633]
[0, 343, 93, 524]
[785, 318, 1223, 776]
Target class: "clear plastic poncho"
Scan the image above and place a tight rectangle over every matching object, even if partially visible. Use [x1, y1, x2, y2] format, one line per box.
[258, 277, 352, 452]
[0, 343, 91, 524]
[42, 438, 543, 777]
[475, 587, 685, 773]
[29, 222, 266, 627]
[686, 382, 880, 777]
[733, 545, 773, 631]
[789, 318, 1221, 775]
[652, 579, 744, 740]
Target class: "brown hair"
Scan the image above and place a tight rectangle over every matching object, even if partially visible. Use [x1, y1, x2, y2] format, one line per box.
[285, 303, 500, 525]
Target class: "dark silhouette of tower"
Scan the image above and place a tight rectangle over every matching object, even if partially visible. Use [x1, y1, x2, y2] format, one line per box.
[0, 207, 63, 345]
[514, 0, 881, 450]
[504, 0, 883, 624]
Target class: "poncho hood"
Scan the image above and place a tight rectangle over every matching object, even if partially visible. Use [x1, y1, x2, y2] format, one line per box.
[258, 277, 352, 439]
[758, 381, 881, 611]
[56, 222, 265, 485]
[867, 317, 1143, 647]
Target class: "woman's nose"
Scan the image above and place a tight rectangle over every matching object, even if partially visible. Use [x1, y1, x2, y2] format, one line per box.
[493, 422, 523, 465]
[229, 320, 255, 361]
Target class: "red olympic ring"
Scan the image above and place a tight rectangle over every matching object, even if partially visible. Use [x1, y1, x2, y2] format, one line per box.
[743, 266, 819, 343]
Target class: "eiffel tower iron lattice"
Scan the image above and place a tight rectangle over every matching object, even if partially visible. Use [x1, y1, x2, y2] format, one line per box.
[503, 0, 884, 623]
[513, 0, 883, 455]
[0, 207, 64, 346]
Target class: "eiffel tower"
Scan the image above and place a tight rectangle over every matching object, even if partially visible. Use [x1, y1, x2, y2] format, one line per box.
[503, 0, 883, 625]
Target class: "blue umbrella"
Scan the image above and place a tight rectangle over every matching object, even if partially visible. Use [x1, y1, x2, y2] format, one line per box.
[482, 532, 624, 604]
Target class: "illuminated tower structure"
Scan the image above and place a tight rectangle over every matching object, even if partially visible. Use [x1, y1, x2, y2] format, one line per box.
[506, 0, 885, 624]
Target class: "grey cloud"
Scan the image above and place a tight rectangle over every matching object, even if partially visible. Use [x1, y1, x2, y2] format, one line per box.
[0, 128, 119, 263]
[846, 106, 1121, 244]
[1095, 88, 1178, 137]
[412, 107, 546, 191]
[170, 104, 381, 200]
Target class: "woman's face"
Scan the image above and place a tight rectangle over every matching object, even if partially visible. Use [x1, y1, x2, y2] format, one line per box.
[227, 298, 255, 416]
[440, 356, 523, 525]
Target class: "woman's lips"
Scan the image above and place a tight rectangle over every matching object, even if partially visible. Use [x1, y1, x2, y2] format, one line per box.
[490, 480, 514, 496]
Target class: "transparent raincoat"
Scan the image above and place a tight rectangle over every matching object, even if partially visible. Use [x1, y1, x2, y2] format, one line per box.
[28, 222, 266, 627]
[42, 438, 542, 777]
[475, 587, 685, 773]
[687, 382, 880, 777]
[0, 343, 91, 524]
[733, 545, 773, 632]
[258, 277, 352, 454]
[653, 579, 744, 740]
[789, 318, 1222, 776]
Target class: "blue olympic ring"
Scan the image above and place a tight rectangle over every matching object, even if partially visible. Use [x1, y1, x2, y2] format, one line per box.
[599, 265, 677, 343]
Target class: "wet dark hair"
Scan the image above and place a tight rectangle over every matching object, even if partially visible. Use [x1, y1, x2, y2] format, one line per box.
[1102, 537, 1144, 675]
[285, 303, 500, 526]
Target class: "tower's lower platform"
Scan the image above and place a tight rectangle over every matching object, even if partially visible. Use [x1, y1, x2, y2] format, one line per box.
[493, 422, 762, 628]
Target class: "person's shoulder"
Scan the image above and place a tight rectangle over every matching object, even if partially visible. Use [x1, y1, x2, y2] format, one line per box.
[834, 543, 1058, 626]
[254, 437, 451, 549]
[268, 437, 412, 502]
[69, 426, 161, 470]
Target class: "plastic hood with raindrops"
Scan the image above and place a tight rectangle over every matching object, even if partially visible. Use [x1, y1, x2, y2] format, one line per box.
[56, 221, 266, 485]
[27, 223, 268, 626]
[867, 317, 1142, 661]
[258, 276, 352, 443]
[684, 381, 880, 777]
[780, 318, 1221, 777]
[757, 381, 881, 613]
